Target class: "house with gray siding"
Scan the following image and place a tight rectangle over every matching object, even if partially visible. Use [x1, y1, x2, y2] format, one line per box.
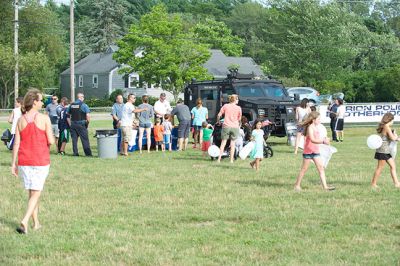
[60, 46, 263, 99]
[60, 45, 143, 99]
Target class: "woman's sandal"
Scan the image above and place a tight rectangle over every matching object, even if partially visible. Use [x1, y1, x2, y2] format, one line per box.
[324, 186, 336, 191]
[16, 223, 27, 234]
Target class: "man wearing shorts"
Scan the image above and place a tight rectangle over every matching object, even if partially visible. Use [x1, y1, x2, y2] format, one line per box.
[171, 99, 191, 151]
[120, 94, 146, 156]
[217, 94, 242, 163]
[57, 97, 70, 155]
[45, 95, 61, 152]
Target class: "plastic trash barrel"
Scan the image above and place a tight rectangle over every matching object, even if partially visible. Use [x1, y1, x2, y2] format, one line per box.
[95, 129, 118, 159]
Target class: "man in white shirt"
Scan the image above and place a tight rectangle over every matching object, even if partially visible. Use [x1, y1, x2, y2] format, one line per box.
[120, 94, 146, 156]
[7, 97, 23, 150]
[154, 92, 172, 122]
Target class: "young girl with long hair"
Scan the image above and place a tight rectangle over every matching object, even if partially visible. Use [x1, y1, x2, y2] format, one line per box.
[191, 98, 208, 149]
[249, 119, 264, 171]
[294, 98, 310, 154]
[371, 112, 400, 188]
[294, 111, 335, 191]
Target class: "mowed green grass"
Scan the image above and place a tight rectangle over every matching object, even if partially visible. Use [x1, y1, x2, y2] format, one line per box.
[0, 120, 399, 265]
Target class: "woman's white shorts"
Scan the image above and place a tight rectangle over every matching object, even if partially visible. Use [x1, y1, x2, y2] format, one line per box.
[19, 165, 50, 191]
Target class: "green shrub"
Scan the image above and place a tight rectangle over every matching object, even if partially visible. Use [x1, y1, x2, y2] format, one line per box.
[135, 95, 159, 106]
[109, 89, 125, 102]
[85, 98, 113, 107]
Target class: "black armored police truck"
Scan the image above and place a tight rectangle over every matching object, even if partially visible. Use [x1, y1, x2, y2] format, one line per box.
[184, 73, 298, 137]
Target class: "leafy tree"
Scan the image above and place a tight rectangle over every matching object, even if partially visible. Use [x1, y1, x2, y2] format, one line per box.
[192, 18, 244, 56]
[0, 44, 15, 108]
[0, 0, 14, 46]
[375, 65, 400, 101]
[158, 0, 248, 17]
[76, 0, 132, 53]
[225, 2, 269, 63]
[0, 44, 53, 108]
[19, 2, 67, 68]
[114, 4, 211, 101]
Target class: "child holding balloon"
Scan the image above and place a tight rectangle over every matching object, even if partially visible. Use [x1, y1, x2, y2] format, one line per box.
[294, 111, 335, 191]
[371, 112, 400, 188]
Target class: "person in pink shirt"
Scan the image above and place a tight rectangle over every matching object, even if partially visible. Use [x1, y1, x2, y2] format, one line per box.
[294, 111, 335, 191]
[216, 94, 242, 163]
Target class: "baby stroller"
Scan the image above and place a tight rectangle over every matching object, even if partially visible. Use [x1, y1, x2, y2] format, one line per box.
[210, 122, 238, 160]
[1, 129, 13, 150]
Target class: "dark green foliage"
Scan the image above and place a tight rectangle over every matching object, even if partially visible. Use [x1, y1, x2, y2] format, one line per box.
[109, 89, 125, 102]
[85, 97, 113, 107]
[134, 95, 158, 106]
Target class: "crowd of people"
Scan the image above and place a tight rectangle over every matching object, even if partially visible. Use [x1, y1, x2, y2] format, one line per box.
[7, 89, 400, 234]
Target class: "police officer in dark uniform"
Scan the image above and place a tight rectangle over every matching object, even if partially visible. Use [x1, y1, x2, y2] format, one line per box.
[67, 93, 92, 156]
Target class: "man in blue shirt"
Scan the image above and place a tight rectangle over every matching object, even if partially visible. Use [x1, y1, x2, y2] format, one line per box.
[67, 93, 92, 156]
[111, 94, 124, 129]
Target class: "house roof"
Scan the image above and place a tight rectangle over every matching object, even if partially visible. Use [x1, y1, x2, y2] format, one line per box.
[61, 47, 263, 78]
[61, 51, 119, 75]
[204, 49, 264, 78]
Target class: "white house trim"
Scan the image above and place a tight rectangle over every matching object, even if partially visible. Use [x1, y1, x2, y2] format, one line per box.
[109, 67, 118, 95]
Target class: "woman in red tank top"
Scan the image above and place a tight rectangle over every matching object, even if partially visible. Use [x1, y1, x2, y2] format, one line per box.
[11, 89, 55, 234]
[294, 111, 335, 191]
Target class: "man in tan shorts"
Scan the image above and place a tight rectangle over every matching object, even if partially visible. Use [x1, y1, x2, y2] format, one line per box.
[120, 94, 146, 156]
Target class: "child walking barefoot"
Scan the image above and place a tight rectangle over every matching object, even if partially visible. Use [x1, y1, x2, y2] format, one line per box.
[371, 112, 400, 188]
[249, 120, 264, 171]
[294, 111, 335, 191]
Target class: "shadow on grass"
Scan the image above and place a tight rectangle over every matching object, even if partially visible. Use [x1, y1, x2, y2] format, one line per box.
[236, 179, 290, 188]
[0, 217, 17, 230]
[172, 156, 210, 161]
[331, 180, 365, 186]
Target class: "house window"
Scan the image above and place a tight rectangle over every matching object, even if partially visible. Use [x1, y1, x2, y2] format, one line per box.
[129, 75, 138, 88]
[79, 75, 83, 88]
[92, 74, 98, 88]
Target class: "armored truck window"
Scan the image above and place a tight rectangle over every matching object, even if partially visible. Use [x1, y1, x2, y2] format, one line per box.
[264, 85, 285, 97]
[235, 86, 265, 97]
[200, 89, 218, 100]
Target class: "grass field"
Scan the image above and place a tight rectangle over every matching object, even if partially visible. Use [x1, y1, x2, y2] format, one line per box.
[1, 120, 399, 265]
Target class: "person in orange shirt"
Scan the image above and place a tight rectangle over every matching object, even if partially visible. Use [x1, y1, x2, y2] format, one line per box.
[153, 118, 165, 151]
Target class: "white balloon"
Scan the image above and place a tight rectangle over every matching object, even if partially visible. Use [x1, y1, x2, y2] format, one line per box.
[208, 145, 220, 158]
[367, 134, 383, 149]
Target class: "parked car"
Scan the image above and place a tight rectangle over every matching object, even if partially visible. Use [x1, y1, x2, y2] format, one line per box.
[286, 87, 320, 105]
[319, 92, 345, 104]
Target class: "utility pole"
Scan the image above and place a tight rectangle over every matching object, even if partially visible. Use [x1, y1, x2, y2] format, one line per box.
[70, 0, 75, 102]
[14, 0, 19, 102]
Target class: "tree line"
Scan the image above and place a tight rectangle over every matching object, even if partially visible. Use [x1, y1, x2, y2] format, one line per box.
[1, 0, 400, 108]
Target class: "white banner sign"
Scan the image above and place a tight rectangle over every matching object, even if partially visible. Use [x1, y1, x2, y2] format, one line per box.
[319, 103, 400, 123]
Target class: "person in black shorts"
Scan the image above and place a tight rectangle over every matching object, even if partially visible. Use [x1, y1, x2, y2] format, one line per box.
[371, 112, 400, 188]
[171, 99, 191, 151]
